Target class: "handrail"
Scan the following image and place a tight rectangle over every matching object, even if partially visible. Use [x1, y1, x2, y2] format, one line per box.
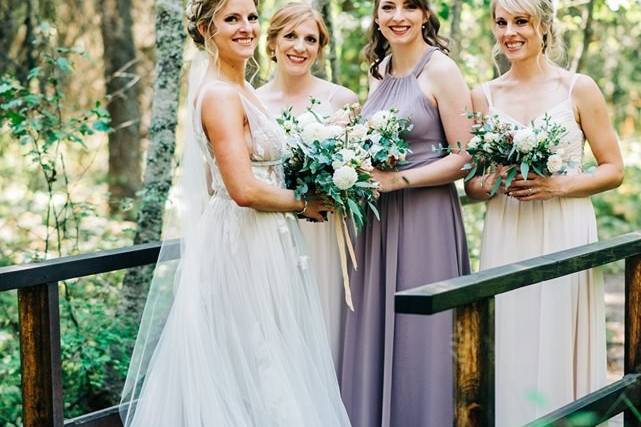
[395, 231, 641, 426]
[396, 231, 641, 315]
[0, 240, 179, 292]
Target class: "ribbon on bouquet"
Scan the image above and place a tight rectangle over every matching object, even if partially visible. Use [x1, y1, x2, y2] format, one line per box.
[334, 214, 358, 311]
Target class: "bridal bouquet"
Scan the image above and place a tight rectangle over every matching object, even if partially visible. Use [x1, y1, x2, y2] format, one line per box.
[277, 100, 412, 310]
[464, 112, 569, 195]
[364, 109, 412, 170]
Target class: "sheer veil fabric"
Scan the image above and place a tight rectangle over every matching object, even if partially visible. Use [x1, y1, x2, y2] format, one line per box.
[120, 51, 351, 426]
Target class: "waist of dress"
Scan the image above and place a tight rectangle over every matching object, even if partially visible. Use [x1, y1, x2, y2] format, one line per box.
[251, 159, 283, 167]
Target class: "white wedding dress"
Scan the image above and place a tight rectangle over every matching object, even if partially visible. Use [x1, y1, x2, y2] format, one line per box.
[479, 75, 607, 426]
[120, 68, 351, 425]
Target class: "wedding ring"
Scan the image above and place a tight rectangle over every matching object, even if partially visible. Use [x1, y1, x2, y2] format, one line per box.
[528, 188, 533, 195]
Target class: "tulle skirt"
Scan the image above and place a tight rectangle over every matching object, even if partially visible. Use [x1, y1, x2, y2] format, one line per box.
[127, 195, 351, 426]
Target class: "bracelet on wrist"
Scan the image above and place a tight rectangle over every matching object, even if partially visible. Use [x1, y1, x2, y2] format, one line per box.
[296, 200, 308, 216]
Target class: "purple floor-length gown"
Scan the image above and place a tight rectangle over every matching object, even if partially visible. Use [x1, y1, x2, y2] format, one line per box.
[340, 47, 470, 427]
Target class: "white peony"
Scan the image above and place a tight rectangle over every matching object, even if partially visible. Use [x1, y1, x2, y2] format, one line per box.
[333, 166, 359, 190]
[514, 128, 537, 153]
[297, 111, 320, 128]
[546, 154, 564, 174]
[322, 125, 344, 140]
[369, 110, 392, 129]
[300, 122, 326, 144]
[468, 135, 481, 149]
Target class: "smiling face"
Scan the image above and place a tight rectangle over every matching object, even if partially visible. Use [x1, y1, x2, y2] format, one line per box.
[493, 5, 543, 62]
[208, 0, 260, 63]
[272, 18, 321, 77]
[375, 0, 428, 46]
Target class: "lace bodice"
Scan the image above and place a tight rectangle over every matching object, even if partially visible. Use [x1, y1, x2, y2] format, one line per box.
[482, 75, 585, 174]
[193, 84, 287, 197]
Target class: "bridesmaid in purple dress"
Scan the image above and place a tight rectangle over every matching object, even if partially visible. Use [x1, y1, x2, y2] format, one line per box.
[340, 0, 472, 426]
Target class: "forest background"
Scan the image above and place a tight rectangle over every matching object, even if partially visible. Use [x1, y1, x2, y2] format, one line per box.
[0, 0, 640, 424]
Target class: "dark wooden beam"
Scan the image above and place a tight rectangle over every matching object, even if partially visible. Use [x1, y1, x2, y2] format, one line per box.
[454, 298, 495, 427]
[18, 282, 64, 427]
[526, 374, 641, 426]
[396, 232, 641, 315]
[625, 254, 641, 426]
[0, 240, 179, 292]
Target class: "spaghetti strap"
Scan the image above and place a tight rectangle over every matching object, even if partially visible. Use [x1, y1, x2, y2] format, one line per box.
[568, 73, 580, 96]
[413, 46, 438, 77]
[481, 83, 494, 108]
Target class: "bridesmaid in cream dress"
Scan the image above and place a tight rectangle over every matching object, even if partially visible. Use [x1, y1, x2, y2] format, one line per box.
[466, 0, 624, 425]
[257, 2, 358, 374]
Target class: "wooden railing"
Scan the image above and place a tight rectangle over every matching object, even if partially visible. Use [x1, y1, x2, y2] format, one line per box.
[396, 231, 641, 426]
[3, 231, 640, 426]
[0, 241, 180, 427]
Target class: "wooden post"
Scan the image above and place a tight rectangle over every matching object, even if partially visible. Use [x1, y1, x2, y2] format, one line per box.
[18, 282, 64, 427]
[625, 255, 641, 427]
[455, 298, 495, 427]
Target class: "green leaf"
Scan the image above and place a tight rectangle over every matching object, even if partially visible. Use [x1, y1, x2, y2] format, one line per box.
[490, 176, 502, 196]
[92, 120, 111, 132]
[367, 201, 380, 221]
[347, 198, 363, 226]
[520, 162, 530, 180]
[504, 166, 518, 188]
[464, 164, 478, 182]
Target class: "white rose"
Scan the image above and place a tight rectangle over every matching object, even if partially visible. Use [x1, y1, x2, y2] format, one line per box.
[297, 111, 320, 128]
[360, 158, 374, 171]
[333, 166, 359, 190]
[369, 110, 391, 129]
[514, 128, 537, 153]
[546, 154, 563, 174]
[483, 142, 493, 152]
[349, 124, 369, 141]
[301, 122, 325, 144]
[468, 135, 481, 149]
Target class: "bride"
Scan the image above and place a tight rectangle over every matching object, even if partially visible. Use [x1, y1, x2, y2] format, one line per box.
[119, 0, 351, 425]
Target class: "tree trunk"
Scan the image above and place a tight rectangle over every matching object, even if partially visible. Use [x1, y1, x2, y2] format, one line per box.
[0, 0, 25, 77]
[123, 0, 184, 322]
[105, 0, 185, 401]
[573, 0, 596, 73]
[449, 0, 463, 61]
[100, 0, 143, 210]
[313, 0, 339, 82]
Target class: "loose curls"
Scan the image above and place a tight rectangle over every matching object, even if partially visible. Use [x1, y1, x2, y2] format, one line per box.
[265, 2, 329, 64]
[490, 0, 565, 67]
[365, 0, 449, 80]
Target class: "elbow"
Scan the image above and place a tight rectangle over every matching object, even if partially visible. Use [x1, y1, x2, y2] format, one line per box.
[229, 184, 259, 208]
[614, 165, 625, 188]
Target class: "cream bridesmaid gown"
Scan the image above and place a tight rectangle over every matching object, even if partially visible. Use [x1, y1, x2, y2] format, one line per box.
[479, 75, 607, 426]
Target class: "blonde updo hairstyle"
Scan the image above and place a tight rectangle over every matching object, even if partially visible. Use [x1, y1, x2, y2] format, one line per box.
[491, 0, 564, 67]
[186, 0, 259, 64]
[265, 2, 330, 64]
